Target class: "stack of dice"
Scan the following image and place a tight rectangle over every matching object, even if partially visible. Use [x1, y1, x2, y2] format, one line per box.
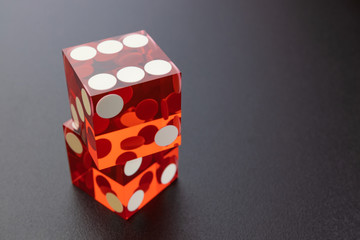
[61, 30, 181, 220]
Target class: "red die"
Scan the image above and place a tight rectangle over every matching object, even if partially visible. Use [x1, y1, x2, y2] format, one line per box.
[62, 30, 181, 141]
[62, 30, 182, 220]
[93, 147, 179, 219]
[62, 119, 179, 220]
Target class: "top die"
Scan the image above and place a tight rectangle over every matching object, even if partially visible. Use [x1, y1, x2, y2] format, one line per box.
[62, 30, 181, 137]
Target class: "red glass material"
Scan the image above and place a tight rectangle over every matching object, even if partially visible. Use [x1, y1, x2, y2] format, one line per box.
[63, 120, 95, 197]
[93, 147, 179, 219]
[63, 119, 171, 185]
[63, 119, 179, 219]
[62, 30, 182, 220]
[62, 30, 182, 141]
[85, 113, 181, 170]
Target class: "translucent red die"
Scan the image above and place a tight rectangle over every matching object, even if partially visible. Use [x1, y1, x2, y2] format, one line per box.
[62, 30, 181, 138]
[62, 119, 179, 219]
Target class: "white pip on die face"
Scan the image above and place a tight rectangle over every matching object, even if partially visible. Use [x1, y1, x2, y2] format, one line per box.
[63, 30, 181, 139]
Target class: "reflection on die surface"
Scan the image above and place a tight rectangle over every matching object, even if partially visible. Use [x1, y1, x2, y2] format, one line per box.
[62, 31, 182, 220]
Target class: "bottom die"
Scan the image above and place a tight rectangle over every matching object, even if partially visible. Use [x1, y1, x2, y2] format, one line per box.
[63, 119, 179, 220]
[93, 147, 178, 219]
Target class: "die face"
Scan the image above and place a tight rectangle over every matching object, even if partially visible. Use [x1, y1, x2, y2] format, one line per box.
[92, 147, 179, 220]
[88, 113, 181, 170]
[63, 55, 94, 135]
[62, 30, 180, 94]
[62, 30, 181, 136]
[63, 120, 95, 197]
[90, 74, 181, 136]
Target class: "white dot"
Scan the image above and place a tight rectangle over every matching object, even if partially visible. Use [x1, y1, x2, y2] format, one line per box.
[81, 88, 92, 116]
[97, 40, 123, 54]
[124, 158, 142, 176]
[106, 192, 123, 213]
[88, 73, 117, 91]
[144, 60, 172, 75]
[96, 94, 124, 119]
[155, 125, 178, 146]
[116, 66, 145, 83]
[123, 34, 149, 48]
[70, 46, 97, 61]
[161, 163, 177, 184]
[127, 190, 144, 212]
[71, 121, 79, 130]
[65, 132, 83, 154]
[75, 97, 85, 122]
[70, 104, 79, 129]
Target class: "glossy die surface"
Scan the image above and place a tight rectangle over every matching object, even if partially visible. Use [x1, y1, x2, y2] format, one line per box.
[63, 119, 95, 197]
[93, 147, 179, 220]
[63, 119, 160, 186]
[63, 119, 179, 220]
[87, 113, 181, 170]
[62, 30, 181, 139]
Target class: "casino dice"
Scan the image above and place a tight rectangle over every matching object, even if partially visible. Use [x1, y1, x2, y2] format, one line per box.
[61, 31, 182, 219]
[63, 120, 179, 219]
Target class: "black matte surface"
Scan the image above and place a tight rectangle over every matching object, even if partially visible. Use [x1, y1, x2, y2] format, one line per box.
[1, 0, 360, 239]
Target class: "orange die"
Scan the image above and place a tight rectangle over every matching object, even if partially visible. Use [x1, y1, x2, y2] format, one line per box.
[93, 147, 178, 219]
[62, 119, 179, 220]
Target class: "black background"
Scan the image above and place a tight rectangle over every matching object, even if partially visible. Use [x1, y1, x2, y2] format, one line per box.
[1, 0, 360, 239]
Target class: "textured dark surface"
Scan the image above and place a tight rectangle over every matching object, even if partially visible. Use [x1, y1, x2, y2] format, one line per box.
[1, 0, 360, 239]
